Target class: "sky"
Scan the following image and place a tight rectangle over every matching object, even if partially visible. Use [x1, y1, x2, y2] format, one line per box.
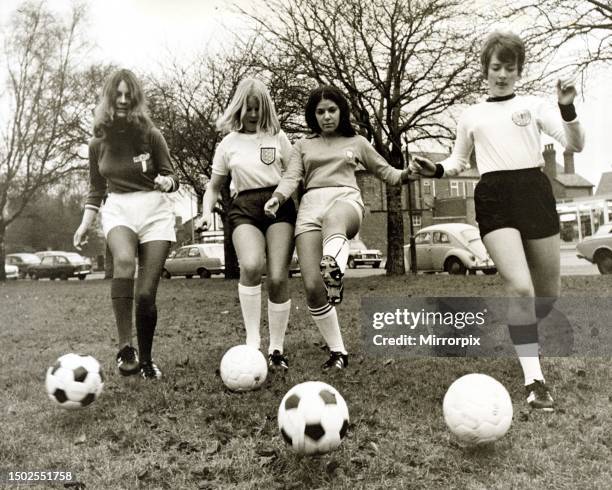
[2, 0, 611, 189]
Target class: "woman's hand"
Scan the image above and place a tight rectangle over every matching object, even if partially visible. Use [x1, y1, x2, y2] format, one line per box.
[264, 196, 280, 218]
[409, 155, 437, 177]
[557, 76, 577, 105]
[400, 168, 420, 183]
[194, 212, 213, 232]
[154, 175, 174, 192]
[73, 224, 89, 251]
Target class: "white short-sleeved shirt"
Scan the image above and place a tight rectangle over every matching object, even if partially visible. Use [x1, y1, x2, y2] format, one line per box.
[212, 130, 292, 194]
[440, 95, 585, 176]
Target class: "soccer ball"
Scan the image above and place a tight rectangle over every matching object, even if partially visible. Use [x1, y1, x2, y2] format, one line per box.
[45, 353, 104, 409]
[278, 381, 349, 455]
[219, 345, 267, 391]
[443, 373, 513, 445]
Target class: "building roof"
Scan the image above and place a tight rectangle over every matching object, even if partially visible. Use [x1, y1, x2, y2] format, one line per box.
[596, 172, 612, 195]
[554, 164, 593, 188]
[555, 174, 594, 188]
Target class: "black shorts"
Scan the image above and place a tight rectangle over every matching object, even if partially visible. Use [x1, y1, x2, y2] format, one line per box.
[228, 187, 297, 233]
[474, 168, 560, 240]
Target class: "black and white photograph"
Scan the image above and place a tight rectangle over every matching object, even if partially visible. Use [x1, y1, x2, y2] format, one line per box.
[1, 0, 611, 488]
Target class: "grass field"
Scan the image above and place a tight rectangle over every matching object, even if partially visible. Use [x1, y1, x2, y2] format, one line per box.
[1, 275, 611, 489]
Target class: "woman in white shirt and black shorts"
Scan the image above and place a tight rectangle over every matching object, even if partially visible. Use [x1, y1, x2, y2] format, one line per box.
[200, 78, 295, 371]
[411, 30, 585, 412]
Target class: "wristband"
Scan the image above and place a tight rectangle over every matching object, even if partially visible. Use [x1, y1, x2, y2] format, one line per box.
[558, 103, 577, 122]
[433, 163, 445, 179]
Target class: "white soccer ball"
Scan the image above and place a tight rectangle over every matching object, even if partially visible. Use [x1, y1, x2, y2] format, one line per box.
[278, 381, 349, 455]
[45, 353, 104, 409]
[443, 373, 513, 445]
[219, 345, 267, 391]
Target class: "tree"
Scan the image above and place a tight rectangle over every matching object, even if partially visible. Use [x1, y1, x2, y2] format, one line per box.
[244, 0, 489, 274]
[0, 1, 90, 280]
[502, 0, 612, 75]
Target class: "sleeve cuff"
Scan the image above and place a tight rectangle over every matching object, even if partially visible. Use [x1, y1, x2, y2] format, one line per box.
[272, 191, 286, 204]
[559, 103, 577, 122]
[434, 164, 445, 179]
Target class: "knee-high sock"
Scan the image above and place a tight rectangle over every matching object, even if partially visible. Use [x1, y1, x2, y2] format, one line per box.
[268, 299, 291, 354]
[508, 323, 544, 385]
[322, 233, 350, 274]
[111, 278, 134, 347]
[136, 293, 157, 363]
[238, 283, 261, 349]
[309, 304, 346, 354]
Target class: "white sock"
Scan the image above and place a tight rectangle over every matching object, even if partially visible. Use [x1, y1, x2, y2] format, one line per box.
[322, 233, 350, 274]
[238, 283, 261, 349]
[268, 299, 291, 354]
[514, 344, 545, 385]
[309, 304, 347, 354]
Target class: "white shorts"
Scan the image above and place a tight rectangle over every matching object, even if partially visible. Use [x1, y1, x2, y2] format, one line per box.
[101, 191, 176, 243]
[295, 187, 364, 236]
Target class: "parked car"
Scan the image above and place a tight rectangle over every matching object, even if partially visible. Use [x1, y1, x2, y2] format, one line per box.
[36, 250, 92, 267]
[28, 252, 92, 280]
[5, 253, 40, 278]
[162, 243, 225, 279]
[404, 223, 496, 275]
[576, 223, 612, 274]
[348, 239, 383, 268]
[4, 263, 19, 280]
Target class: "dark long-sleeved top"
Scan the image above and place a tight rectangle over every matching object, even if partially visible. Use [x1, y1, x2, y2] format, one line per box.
[85, 127, 179, 211]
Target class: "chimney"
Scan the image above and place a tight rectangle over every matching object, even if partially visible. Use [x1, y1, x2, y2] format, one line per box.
[542, 144, 557, 179]
[563, 151, 575, 174]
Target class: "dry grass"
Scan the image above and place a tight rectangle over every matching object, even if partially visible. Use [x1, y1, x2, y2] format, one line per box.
[0, 274, 610, 489]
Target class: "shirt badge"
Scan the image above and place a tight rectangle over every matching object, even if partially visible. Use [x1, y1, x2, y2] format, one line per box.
[133, 153, 150, 172]
[511, 110, 531, 127]
[260, 147, 276, 165]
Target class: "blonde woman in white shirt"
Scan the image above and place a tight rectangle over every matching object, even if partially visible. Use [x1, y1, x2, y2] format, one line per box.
[199, 78, 295, 370]
[411, 31, 585, 411]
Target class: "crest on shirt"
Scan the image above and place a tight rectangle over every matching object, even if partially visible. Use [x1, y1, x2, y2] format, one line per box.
[260, 147, 276, 165]
[511, 110, 531, 127]
[345, 149, 356, 165]
[133, 153, 151, 172]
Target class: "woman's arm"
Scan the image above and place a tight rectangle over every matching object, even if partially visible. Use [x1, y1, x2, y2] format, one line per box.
[151, 127, 180, 192]
[271, 141, 305, 204]
[75, 142, 105, 249]
[359, 137, 419, 184]
[199, 173, 228, 230]
[538, 77, 585, 153]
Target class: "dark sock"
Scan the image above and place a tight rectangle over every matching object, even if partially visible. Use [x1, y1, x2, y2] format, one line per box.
[111, 278, 134, 344]
[136, 294, 157, 363]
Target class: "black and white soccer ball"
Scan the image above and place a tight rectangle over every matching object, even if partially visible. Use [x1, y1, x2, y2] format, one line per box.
[45, 353, 104, 409]
[278, 381, 349, 455]
[219, 345, 267, 391]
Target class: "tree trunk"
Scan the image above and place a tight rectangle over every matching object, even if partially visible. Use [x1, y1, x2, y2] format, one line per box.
[0, 221, 6, 282]
[385, 184, 406, 275]
[385, 141, 406, 276]
[220, 184, 239, 279]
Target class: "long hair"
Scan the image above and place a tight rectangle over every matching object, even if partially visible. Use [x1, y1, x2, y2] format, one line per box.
[304, 85, 356, 137]
[480, 30, 526, 77]
[216, 78, 280, 135]
[93, 69, 154, 147]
